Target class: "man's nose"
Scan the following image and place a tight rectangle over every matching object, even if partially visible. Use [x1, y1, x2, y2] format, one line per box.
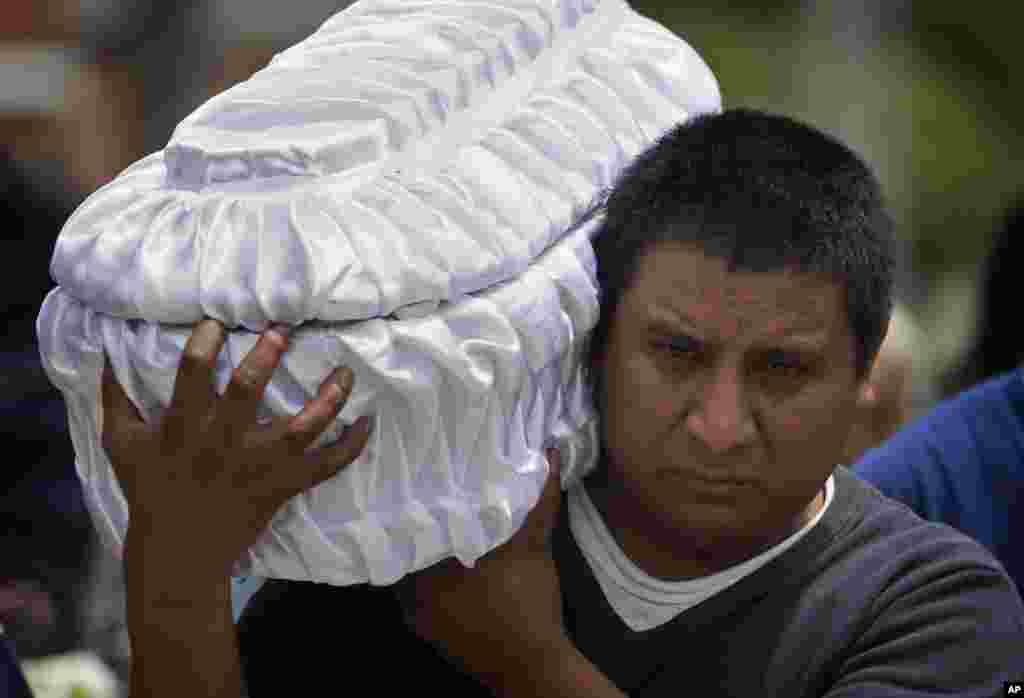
[685, 364, 757, 454]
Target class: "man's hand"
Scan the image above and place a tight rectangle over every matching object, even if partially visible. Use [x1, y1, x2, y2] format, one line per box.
[102, 319, 372, 698]
[101, 318, 373, 582]
[395, 448, 569, 692]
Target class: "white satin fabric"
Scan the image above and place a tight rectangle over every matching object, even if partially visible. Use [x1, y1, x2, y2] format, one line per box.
[39, 215, 603, 585]
[37, 0, 721, 585]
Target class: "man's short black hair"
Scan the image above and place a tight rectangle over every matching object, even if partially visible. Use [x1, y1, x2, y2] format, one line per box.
[586, 107, 895, 388]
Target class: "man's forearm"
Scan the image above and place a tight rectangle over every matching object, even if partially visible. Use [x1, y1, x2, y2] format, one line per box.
[488, 638, 628, 698]
[125, 550, 244, 698]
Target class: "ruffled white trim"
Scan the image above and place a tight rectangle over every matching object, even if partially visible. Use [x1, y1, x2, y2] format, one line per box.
[48, 0, 719, 329]
[38, 215, 603, 585]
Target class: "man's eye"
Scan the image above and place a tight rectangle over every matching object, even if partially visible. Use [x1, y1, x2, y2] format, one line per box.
[765, 354, 809, 378]
[656, 340, 698, 356]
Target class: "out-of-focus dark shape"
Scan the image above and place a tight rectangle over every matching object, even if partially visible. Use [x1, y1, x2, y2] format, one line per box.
[940, 200, 1024, 398]
[0, 151, 74, 343]
[0, 150, 93, 660]
[54, 0, 219, 161]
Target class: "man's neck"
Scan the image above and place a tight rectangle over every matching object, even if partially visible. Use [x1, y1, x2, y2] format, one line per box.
[584, 479, 825, 582]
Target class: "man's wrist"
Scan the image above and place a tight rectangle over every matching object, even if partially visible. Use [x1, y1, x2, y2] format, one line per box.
[122, 561, 243, 698]
[125, 572, 232, 611]
[123, 532, 233, 609]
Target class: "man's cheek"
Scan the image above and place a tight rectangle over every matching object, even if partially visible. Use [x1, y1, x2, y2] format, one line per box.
[622, 354, 681, 415]
[626, 380, 680, 424]
[773, 403, 852, 456]
[650, 393, 682, 422]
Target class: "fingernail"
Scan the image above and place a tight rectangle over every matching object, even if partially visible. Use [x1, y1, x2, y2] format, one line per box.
[546, 447, 562, 474]
[356, 414, 374, 432]
[195, 320, 223, 354]
[333, 366, 354, 395]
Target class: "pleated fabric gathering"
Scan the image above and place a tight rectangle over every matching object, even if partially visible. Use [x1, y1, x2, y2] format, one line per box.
[37, 0, 721, 585]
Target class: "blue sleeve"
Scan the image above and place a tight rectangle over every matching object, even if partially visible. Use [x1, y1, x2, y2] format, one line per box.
[854, 402, 972, 527]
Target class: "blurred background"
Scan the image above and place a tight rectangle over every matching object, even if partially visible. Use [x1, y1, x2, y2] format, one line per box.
[2, 0, 1020, 694]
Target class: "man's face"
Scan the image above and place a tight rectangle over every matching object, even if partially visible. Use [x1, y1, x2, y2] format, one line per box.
[595, 242, 863, 554]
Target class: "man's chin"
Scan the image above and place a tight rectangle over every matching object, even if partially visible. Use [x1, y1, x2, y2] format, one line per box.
[651, 498, 785, 553]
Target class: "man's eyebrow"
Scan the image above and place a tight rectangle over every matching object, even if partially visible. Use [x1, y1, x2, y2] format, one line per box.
[754, 333, 830, 355]
[646, 305, 830, 352]
[645, 305, 697, 332]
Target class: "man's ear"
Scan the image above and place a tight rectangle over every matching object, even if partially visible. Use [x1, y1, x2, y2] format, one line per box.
[857, 377, 879, 407]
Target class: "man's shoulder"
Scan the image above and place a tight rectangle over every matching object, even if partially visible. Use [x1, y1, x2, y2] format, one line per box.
[827, 469, 1022, 635]
[754, 469, 1024, 696]
[831, 466, 1008, 570]
[791, 468, 1020, 630]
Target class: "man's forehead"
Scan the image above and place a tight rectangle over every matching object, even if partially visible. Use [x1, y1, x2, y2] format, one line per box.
[626, 244, 848, 345]
[668, 269, 838, 305]
[633, 245, 843, 313]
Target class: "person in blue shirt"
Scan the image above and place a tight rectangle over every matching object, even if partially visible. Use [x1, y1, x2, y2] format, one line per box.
[855, 365, 1024, 593]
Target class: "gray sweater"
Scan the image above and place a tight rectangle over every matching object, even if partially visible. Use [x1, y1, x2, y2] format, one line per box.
[557, 466, 1024, 696]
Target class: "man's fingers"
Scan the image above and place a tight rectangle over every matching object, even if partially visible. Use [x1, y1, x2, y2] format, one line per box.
[278, 367, 355, 454]
[167, 319, 226, 442]
[216, 325, 289, 443]
[249, 367, 369, 498]
[240, 413, 372, 523]
[259, 413, 373, 503]
[100, 357, 152, 505]
[100, 357, 145, 468]
[540, 446, 563, 508]
[299, 414, 374, 491]
[101, 358, 143, 424]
